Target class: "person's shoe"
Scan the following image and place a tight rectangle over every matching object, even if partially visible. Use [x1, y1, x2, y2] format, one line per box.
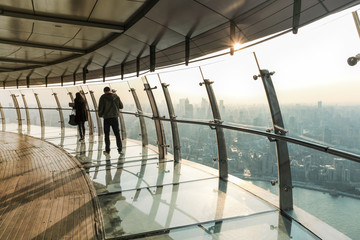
[118, 149, 123, 154]
[103, 151, 110, 155]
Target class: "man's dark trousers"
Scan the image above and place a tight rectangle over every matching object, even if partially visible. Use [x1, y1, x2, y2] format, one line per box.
[103, 117, 122, 153]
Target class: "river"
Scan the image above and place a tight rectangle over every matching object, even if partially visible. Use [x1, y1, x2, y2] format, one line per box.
[250, 180, 360, 240]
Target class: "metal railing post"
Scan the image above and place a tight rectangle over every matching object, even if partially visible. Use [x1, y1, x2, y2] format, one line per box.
[89, 90, 103, 136]
[82, 91, 94, 136]
[130, 88, 148, 147]
[52, 93, 65, 137]
[118, 110, 126, 140]
[21, 94, 30, 133]
[11, 94, 22, 134]
[0, 102, 5, 131]
[161, 82, 181, 163]
[34, 93, 45, 139]
[143, 77, 167, 160]
[256, 69, 293, 211]
[200, 79, 228, 180]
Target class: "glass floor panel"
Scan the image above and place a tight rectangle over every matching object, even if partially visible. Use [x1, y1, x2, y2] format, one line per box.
[88, 160, 217, 194]
[98, 178, 276, 239]
[137, 211, 320, 240]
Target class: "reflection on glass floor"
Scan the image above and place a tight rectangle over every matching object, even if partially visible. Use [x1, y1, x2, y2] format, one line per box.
[9, 125, 321, 239]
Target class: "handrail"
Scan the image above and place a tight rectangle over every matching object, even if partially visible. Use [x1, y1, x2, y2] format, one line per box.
[2, 106, 360, 163]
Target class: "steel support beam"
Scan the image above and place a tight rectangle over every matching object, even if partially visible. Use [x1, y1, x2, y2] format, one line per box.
[130, 88, 148, 147]
[119, 110, 127, 141]
[136, 57, 140, 77]
[258, 69, 293, 211]
[200, 79, 228, 180]
[161, 82, 181, 162]
[34, 93, 45, 139]
[150, 45, 156, 72]
[21, 94, 30, 134]
[292, 0, 302, 34]
[121, 63, 125, 80]
[11, 94, 22, 133]
[0, 102, 5, 131]
[230, 22, 235, 55]
[52, 93, 65, 137]
[143, 77, 166, 159]
[89, 90, 103, 137]
[83, 91, 94, 136]
[185, 36, 190, 66]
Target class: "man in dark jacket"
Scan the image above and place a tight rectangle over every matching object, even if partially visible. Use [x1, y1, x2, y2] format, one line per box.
[98, 86, 124, 155]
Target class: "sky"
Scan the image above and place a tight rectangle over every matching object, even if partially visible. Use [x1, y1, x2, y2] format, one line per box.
[144, 4, 360, 106]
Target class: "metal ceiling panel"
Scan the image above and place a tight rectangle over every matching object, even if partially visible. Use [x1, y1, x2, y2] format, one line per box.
[235, 1, 293, 41]
[0, 0, 33, 11]
[90, 0, 146, 24]
[64, 38, 98, 50]
[94, 44, 132, 64]
[108, 34, 147, 58]
[195, 0, 269, 20]
[0, 16, 33, 37]
[299, 1, 328, 26]
[28, 33, 76, 48]
[146, 0, 228, 37]
[33, 0, 97, 20]
[32, 21, 81, 39]
[324, 0, 357, 12]
[74, 28, 114, 41]
[0, 45, 22, 57]
[124, 17, 184, 50]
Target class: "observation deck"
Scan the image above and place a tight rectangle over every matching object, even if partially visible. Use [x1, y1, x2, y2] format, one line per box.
[0, 125, 350, 240]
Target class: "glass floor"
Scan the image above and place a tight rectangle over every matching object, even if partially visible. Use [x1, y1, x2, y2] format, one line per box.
[4, 125, 327, 239]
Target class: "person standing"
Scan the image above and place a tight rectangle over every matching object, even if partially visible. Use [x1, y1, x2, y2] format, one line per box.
[98, 86, 123, 155]
[74, 92, 88, 142]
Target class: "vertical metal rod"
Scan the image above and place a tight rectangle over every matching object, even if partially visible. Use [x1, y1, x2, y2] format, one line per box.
[21, 94, 31, 134]
[160, 80, 181, 162]
[199, 74, 228, 180]
[254, 53, 293, 210]
[73, 72, 76, 85]
[0, 102, 6, 131]
[102, 66, 106, 82]
[143, 76, 166, 160]
[82, 91, 94, 136]
[130, 87, 148, 147]
[83, 67, 87, 84]
[53, 93, 65, 137]
[150, 45, 156, 72]
[89, 90, 103, 137]
[185, 36, 190, 66]
[11, 94, 22, 134]
[230, 22, 235, 55]
[121, 63, 124, 80]
[118, 111, 126, 140]
[352, 11, 360, 39]
[136, 57, 140, 77]
[34, 93, 45, 139]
